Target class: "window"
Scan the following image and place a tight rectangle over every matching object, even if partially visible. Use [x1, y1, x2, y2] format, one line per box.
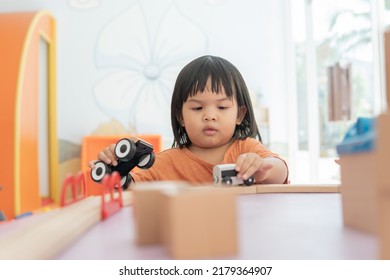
[290, 0, 384, 183]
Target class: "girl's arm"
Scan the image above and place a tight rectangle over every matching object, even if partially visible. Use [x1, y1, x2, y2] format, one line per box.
[255, 157, 288, 184]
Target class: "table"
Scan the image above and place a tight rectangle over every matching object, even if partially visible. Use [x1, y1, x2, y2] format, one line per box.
[57, 193, 378, 260]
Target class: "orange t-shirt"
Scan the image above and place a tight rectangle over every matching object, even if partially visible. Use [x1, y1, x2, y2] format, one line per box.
[131, 137, 288, 184]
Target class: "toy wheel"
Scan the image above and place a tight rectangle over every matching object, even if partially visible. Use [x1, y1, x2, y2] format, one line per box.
[115, 138, 136, 161]
[137, 153, 155, 169]
[120, 174, 133, 190]
[222, 176, 233, 185]
[244, 177, 255, 186]
[91, 161, 110, 182]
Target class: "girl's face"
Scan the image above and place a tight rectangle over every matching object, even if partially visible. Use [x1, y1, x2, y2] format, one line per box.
[180, 78, 246, 149]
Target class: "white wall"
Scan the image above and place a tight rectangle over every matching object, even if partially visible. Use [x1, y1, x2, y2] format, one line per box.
[0, 0, 288, 152]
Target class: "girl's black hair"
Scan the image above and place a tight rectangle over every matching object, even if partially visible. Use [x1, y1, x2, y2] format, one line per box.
[171, 55, 262, 148]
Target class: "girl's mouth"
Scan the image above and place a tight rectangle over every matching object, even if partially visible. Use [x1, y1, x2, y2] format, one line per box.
[203, 127, 217, 135]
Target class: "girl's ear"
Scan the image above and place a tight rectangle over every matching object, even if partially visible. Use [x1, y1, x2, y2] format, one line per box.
[178, 115, 185, 127]
[236, 106, 247, 125]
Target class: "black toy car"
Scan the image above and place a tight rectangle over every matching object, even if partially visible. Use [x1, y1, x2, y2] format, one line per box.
[91, 138, 155, 190]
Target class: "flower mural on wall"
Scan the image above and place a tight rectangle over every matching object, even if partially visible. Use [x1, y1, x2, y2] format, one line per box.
[93, 1, 208, 140]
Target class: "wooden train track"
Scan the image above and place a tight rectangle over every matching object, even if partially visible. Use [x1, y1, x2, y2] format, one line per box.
[0, 191, 132, 259]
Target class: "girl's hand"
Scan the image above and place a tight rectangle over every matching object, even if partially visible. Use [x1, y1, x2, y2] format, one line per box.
[235, 153, 273, 183]
[88, 143, 117, 169]
[88, 137, 140, 169]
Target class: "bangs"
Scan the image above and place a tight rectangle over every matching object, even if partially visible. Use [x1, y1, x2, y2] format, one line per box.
[184, 58, 236, 100]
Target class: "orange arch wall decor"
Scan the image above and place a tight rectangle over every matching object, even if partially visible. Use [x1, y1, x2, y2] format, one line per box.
[0, 11, 59, 219]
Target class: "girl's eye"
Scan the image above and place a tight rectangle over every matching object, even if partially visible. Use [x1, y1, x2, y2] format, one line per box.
[192, 107, 202, 111]
[218, 106, 227, 110]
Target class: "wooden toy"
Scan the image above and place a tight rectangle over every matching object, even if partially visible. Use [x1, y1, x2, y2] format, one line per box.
[337, 117, 378, 233]
[213, 185, 258, 195]
[375, 113, 390, 259]
[213, 184, 339, 195]
[0, 172, 131, 259]
[132, 181, 189, 245]
[133, 183, 217, 246]
[0, 191, 132, 260]
[159, 186, 237, 259]
[337, 112, 390, 259]
[100, 172, 124, 220]
[132, 182, 238, 259]
[0, 196, 101, 259]
[385, 29, 390, 106]
[379, 29, 390, 260]
[257, 184, 339, 193]
[378, 191, 390, 259]
[60, 171, 86, 207]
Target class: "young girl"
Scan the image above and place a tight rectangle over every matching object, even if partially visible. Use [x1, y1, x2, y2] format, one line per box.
[90, 55, 288, 186]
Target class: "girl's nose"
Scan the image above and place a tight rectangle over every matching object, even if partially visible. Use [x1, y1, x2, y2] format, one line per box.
[203, 110, 217, 121]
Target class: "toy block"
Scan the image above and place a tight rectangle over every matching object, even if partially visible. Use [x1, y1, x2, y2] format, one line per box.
[337, 114, 390, 238]
[339, 153, 378, 233]
[132, 181, 190, 245]
[385, 31, 390, 108]
[375, 113, 390, 190]
[378, 194, 390, 259]
[337, 117, 378, 233]
[375, 113, 390, 259]
[257, 184, 340, 194]
[160, 187, 237, 259]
